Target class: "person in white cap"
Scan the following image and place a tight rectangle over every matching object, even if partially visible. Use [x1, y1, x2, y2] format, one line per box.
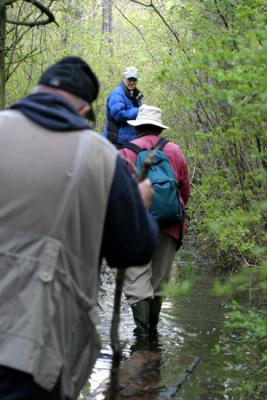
[103, 66, 143, 148]
[119, 104, 190, 337]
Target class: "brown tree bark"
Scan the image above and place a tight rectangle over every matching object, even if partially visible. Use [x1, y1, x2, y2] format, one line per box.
[0, 0, 6, 110]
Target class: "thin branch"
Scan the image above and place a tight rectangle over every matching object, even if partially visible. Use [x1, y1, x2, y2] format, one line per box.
[4, 0, 18, 4]
[213, 0, 239, 51]
[127, 0, 151, 6]
[129, 0, 180, 43]
[161, 357, 201, 397]
[6, 0, 58, 26]
[213, 0, 229, 29]
[111, 0, 158, 64]
[150, 1, 180, 44]
[5, 0, 25, 80]
[6, 47, 38, 81]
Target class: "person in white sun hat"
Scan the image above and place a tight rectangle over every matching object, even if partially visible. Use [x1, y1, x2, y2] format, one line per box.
[119, 104, 190, 337]
[103, 66, 144, 148]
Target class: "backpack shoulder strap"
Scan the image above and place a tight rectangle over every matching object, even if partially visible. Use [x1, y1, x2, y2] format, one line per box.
[154, 137, 169, 151]
[123, 137, 169, 153]
[122, 142, 143, 154]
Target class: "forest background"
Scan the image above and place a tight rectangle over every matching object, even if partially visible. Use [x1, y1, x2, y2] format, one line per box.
[0, 0, 266, 398]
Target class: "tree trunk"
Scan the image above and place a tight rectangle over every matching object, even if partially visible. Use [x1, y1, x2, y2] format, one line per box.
[0, 0, 6, 110]
[102, 0, 112, 38]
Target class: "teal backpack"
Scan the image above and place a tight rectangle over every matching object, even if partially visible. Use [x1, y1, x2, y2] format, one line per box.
[123, 138, 183, 223]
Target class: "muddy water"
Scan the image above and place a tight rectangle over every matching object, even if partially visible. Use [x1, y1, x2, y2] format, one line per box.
[79, 240, 232, 400]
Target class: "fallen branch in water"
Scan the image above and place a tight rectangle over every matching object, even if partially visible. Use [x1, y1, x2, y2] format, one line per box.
[159, 356, 201, 399]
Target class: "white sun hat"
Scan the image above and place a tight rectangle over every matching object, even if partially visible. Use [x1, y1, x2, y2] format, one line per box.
[127, 105, 169, 129]
[123, 66, 139, 79]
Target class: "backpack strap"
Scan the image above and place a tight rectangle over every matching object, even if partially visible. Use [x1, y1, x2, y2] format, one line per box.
[122, 142, 143, 154]
[50, 133, 92, 236]
[153, 137, 169, 151]
[123, 137, 169, 153]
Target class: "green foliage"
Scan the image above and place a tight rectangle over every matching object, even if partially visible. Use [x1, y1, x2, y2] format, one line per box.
[213, 267, 267, 298]
[5, 0, 266, 270]
[164, 279, 193, 297]
[214, 301, 267, 399]
[164, 260, 197, 297]
[170, 0, 267, 269]
[213, 267, 267, 398]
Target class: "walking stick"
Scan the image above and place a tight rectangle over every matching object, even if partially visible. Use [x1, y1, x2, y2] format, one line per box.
[108, 151, 155, 400]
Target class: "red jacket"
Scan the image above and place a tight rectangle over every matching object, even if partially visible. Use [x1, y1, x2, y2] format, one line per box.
[119, 134, 190, 243]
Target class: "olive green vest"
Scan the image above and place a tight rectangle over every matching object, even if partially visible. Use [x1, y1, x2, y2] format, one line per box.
[0, 110, 117, 399]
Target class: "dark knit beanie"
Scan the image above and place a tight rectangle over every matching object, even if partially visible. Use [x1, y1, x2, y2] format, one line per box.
[38, 56, 99, 104]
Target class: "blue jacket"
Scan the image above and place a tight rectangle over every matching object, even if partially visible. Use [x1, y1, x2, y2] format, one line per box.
[103, 82, 142, 146]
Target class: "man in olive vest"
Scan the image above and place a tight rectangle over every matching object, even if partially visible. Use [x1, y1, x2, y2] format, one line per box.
[0, 57, 158, 400]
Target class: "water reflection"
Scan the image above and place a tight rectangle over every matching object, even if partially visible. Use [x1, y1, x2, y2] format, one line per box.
[160, 267, 227, 399]
[80, 243, 230, 400]
[104, 335, 163, 399]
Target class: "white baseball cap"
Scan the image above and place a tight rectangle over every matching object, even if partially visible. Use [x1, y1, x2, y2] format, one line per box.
[123, 66, 139, 80]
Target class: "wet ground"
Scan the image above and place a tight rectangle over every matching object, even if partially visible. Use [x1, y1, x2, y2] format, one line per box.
[78, 239, 236, 400]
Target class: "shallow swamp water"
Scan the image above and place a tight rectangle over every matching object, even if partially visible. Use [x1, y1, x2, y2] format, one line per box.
[79, 237, 255, 400]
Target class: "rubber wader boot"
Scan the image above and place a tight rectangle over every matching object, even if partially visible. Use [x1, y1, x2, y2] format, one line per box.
[149, 297, 163, 333]
[131, 299, 150, 336]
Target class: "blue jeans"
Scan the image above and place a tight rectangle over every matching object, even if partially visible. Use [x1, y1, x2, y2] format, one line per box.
[0, 366, 61, 400]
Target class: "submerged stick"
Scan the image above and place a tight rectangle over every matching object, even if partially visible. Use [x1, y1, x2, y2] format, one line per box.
[159, 357, 201, 399]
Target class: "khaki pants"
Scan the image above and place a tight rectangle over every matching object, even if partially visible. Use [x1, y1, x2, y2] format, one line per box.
[123, 232, 177, 305]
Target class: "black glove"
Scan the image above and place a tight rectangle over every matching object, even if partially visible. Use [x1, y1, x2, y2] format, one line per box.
[132, 88, 144, 106]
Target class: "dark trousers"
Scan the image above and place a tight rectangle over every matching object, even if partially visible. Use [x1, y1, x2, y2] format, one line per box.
[0, 366, 61, 400]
